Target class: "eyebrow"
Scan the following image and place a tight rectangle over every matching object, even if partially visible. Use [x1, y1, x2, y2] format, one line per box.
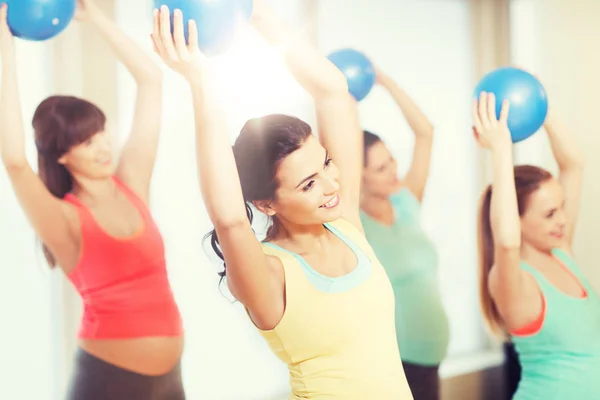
[295, 151, 329, 189]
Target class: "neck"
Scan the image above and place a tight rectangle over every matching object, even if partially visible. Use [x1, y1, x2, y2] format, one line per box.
[271, 217, 330, 255]
[520, 241, 554, 265]
[71, 174, 117, 204]
[360, 190, 393, 217]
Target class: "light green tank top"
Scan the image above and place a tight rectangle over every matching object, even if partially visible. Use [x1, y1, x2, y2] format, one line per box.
[512, 248, 600, 399]
[360, 188, 449, 366]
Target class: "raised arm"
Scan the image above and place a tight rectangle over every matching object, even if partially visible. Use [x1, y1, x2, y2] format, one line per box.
[152, 7, 282, 329]
[250, 1, 364, 230]
[543, 112, 584, 248]
[376, 68, 434, 201]
[78, 0, 163, 202]
[0, 4, 77, 269]
[473, 93, 531, 329]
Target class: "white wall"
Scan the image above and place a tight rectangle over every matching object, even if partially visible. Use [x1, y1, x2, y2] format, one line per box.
[114, 1, 313, 399]
[0, 41, 61, 399]
[509, 0, 600, 292]
[317, 0, 487, 362]
[1, 1, 503, 399]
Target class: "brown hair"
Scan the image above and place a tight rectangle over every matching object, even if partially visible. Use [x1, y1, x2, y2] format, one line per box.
[204, 114, 313, 282]
[33, 96, 106, 267]
[478, 164, 552, 337]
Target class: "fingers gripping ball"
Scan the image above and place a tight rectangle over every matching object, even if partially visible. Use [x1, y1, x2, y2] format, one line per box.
[473, 67, 548, 143]
[153, 0, 252, 56]
[5, 0, 76, 41]
[326, 48, 376, 102]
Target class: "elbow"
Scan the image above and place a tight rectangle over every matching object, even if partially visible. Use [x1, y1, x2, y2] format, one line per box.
[560, 151, 586, 171]
[312, 69, 350, 100]
[1, 155, 28, 171]
[419, 125, 434, 138]
[571, 155, 586, 170]
[494, 240, 521, 253]
[212, 217, 251, 232]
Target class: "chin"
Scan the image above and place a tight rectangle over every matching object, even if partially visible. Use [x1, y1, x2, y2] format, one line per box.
[317, 204, 344, 223]
[89, 167, 115, 179]
[537, 238, 562, 252]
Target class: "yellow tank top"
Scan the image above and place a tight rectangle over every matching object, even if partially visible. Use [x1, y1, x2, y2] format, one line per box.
[257, 218, 413, 399]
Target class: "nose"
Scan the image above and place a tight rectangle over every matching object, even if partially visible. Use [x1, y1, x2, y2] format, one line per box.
[556, 209, 568, 227]
[323, 175, 340, 195]
[97, 134, 112, 152]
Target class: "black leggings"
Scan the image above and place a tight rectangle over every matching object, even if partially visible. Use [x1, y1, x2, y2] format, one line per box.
[67, 349, 185, 400]
[504, 342, 521, 399]
[403, 362, 440, 400]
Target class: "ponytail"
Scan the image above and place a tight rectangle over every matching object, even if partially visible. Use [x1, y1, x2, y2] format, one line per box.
[477, 185, 506, 338]
[205, 203, 255, 282]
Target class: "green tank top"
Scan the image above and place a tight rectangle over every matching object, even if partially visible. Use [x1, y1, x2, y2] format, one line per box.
[360, 188, 449, 366]
[512, 248, 600, 399]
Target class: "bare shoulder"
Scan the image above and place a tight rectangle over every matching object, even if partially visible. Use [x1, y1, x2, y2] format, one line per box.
[487, 263, 534, 298]
[265, 253, 285, 284]
[487, 264, 501, 298]
[59, 199, 83, 234]
[44, 200, 84, 272]
[488, 263, 542, 331]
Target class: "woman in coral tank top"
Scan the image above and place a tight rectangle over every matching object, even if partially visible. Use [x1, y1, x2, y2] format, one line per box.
[152, 2, 413, 399]
[0, 1, 184, 399]
[474, 86, 600, 399]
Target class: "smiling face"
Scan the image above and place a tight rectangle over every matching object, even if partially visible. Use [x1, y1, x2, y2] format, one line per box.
[266, 135, 343, 225]
[520, 178, 567, 251]
[362, 139, 399, 197]
[33, 95, 110, 183]
[58, 130, 116, 179]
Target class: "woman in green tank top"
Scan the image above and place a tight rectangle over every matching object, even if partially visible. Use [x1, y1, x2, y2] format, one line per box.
[360, 67, 449, 400]
[474, 83, 600, 399]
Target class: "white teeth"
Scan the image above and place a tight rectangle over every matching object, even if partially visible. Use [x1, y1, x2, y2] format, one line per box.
[321, 195, 338, 208]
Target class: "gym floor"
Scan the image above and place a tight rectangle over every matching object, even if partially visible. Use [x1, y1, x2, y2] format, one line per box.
[441, 366, 506, 400]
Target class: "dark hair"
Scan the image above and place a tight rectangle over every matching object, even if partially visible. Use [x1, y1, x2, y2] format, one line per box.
[478, 164, 552, 337]
[33, 95, 106, 268]
[205, 114, 313, 281]
[363, 130, 382, 167]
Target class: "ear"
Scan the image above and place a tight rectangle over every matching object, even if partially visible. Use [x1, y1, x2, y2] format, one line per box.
[253, 200, 276, 217]
[57, 154, 67, 165]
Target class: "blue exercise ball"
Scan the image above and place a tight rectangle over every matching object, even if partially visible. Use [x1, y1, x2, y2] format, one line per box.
[5, 0, 76, 41]
[473, 67, 548, 143]
[153, 0, 252, 56]
[327, 49, 376, 102]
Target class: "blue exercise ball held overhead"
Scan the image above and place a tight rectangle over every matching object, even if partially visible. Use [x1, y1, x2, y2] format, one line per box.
[153, 0, 253, 56]
[473, 67, 548, 143]
[327, 49, 376, 102]
[5, 0, 76, 41]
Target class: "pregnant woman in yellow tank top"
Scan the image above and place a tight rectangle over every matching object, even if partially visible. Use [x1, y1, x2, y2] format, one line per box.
[151, 1, 413, 399]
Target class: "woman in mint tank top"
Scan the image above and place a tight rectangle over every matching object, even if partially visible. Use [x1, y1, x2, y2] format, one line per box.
[360, 67, 449, 400]
[474, 85, 600, 400]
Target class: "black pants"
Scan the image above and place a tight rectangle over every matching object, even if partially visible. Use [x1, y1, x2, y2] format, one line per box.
[403, 362, 440, 400]
[67, 349, 186, 400]
[504, 342, 521, 399]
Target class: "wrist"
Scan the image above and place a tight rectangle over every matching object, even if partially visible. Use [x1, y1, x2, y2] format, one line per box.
[85, 3, 105, 24]
[187, 70, 208, 89]
[377, 73, 393, 87]
[491, 142, 514, 160]
[543, 111, 556, 128]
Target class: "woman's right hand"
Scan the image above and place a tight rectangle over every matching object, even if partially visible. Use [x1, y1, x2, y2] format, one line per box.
[472, 92, 512, 152]
[0, 3, 15, 61]
[152, 6, 206, 84]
